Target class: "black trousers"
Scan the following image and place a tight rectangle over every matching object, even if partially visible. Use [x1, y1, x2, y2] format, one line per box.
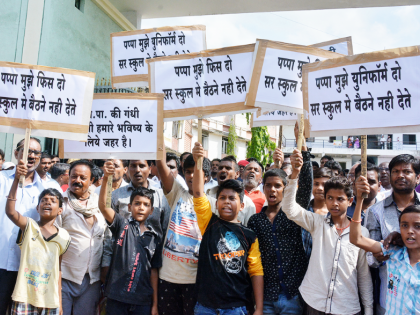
[158, 279, 197, 315]
[0, 269, 18, 315]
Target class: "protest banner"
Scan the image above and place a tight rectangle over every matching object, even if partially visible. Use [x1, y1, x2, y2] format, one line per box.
[250, 109, 298, 128]
[245, 39, 342, 114]
[111, 25, 206, 88]
[61, 93, 164, 160]
[0, 61, 95, 140]
[311, 36, 353, 56]
[147, 44, 258, 121]
[302, 45, 420, 136]
[302, 46, 420, 186]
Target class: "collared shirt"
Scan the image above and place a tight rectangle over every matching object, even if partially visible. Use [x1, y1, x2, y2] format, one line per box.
[282, 177, 374, 315]
[203, 177, 218, 192]
[0, 170, 44, 271]
[41, 176, 63, 194]
[245, 189, 266, 213]
[56, 191, 107, 284]
[105, 213, 161, 305]
[111, 179, 171, 240]
[381, 244, 420, 314]
[366, 191, 420, 308]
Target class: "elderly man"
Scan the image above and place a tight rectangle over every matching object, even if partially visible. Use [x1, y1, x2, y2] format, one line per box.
[366, 154, 420, 315]
[56, 160, 107, 315]
[0, 137, 45, 313]
[243, 159, 266, 213]
[206, 155, 256, 225]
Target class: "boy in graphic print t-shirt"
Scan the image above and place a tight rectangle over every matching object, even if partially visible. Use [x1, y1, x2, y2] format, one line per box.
[192, 142, 264, 315]
[156, 150, 214, 315]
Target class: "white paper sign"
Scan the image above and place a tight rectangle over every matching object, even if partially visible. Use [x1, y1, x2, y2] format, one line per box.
[246, 40, 342, 114]
[311, 37, 353, 56]
[304, 51, 420, 136]
[148, 45, 258, 121]
[111, 26, 206, 88]
[251, 110, 298, 127]
[63, 94, 164, 159]
[0, 62, 94, 141]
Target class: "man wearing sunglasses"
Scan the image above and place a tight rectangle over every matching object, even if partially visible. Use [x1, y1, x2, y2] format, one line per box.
[0, 137, 46, 313]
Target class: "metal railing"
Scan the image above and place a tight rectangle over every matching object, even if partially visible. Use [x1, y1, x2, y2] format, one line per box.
[283, 139, 420, 151]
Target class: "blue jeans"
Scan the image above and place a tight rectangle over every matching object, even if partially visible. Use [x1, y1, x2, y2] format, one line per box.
[194, 302, 247, 315]
[107, 298, 151, 315]
[263, 294, 302, 315]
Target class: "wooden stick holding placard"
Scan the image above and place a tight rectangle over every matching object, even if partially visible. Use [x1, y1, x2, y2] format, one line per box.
[106, 173, 113, 208]
[296, 114, 305, 152]
[361, 135, 368, 198]
[275, 126, 283, 168]
[197, 117, 203, 170]
[18, 128, 31, 188]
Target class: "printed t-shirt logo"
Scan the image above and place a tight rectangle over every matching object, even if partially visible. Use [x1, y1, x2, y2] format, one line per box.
[215, 231, 244, 274]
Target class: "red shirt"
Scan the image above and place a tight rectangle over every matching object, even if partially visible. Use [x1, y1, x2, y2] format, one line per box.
[245, 189, 266, 213]
[61, 184, 69, 192]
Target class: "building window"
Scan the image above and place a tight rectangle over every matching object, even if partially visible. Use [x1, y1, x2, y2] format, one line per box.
[75, 0, 84, 12]
[202, 134, 209, 150]
[403, 134, 416, 145]
[172, 121, 183, 139]
[222, 137, 228, 154]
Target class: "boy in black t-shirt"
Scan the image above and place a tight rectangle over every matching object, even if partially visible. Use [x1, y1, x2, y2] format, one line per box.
[99, 161, 161, 315]
[191, 142, 264, 315]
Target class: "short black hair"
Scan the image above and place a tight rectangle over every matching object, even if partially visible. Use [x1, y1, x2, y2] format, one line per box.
[244, 160, 263, 173]
[51, 163, 70, 180]
[221, 155, 239, 172]
[0, 149, 4, 160]
[180, 152, 191, 161]
[312, 161, 320, 168]
[324, 177, 353, 199]
[69, 159, 94, 180]
[40, 152, 52, 161]
[166, 153, 180, 169]
[211, 158, 221, 164]
[355, 162, 380, 181]
[93, 159, 106, 168]
[216, 179, 244, 203]
[263, 168, 288, 186]
[314, 167, 333, 179]
[399, 205, 420, 223]
[324, 160, 342, 171]
[38, 188, 63, 208]
[321, 155, 334, 162]
[389, 154, 420, 176]
[129, 160, 152, 167]
[284, 153, 291, 159]
[130, 186, 155, 205]
[91, 166, 104, 184]
[183, 155, 211, 178]
[15, 137, 41, 151]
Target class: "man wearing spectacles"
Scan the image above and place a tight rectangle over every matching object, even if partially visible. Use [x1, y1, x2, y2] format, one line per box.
[0, 137, 45, 313]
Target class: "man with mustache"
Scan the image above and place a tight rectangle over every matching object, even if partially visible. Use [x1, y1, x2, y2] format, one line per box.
[366, 154, 420, 315]
[243, 160, 266, 213]
[101, 160, 171, 283]
[0, 137, 45, 314]
[55, 159, 107, 315]
[206, 156, 256, 225]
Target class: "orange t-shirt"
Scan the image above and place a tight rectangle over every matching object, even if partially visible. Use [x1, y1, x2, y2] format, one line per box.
[245, 190, 266, 213]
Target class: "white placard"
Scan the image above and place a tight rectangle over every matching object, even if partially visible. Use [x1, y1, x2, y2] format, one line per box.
[111, 26, 206, 88]
[251, 110, 298, 128]
[148, 45, 258, 121]
[304, 48, 420, 136]
[246, 40, 342, 114]
[0, 62, 94, 141]
[63, 94, 164, 159]
[311, 37, 353, 56]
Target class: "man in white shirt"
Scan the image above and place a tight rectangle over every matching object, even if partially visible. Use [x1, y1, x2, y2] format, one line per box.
[36, 152, 63, 193]
[0, 137, 45, 313]
[51, 163, 70, 191]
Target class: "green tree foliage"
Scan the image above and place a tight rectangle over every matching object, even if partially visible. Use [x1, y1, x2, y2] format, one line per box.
[246, 125, 276, 166]
[227, 118, 237, 158]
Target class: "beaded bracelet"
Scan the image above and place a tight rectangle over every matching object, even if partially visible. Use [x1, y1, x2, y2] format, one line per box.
[351, 218, 362, 223]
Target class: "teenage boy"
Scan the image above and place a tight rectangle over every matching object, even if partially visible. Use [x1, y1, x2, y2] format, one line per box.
[192, 142, 264, 315]
[282, 149, 373, 315]
[156, 147, 212, 315]
[301, 167, 332, 258]
[6, 160, 71, 314]
[98, 162, 161, 315]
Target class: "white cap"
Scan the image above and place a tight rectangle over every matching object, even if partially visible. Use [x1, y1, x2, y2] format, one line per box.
[2, 162, 15, 170]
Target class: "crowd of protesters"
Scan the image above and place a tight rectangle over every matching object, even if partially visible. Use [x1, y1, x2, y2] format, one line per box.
[0, 133, 418, 315]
